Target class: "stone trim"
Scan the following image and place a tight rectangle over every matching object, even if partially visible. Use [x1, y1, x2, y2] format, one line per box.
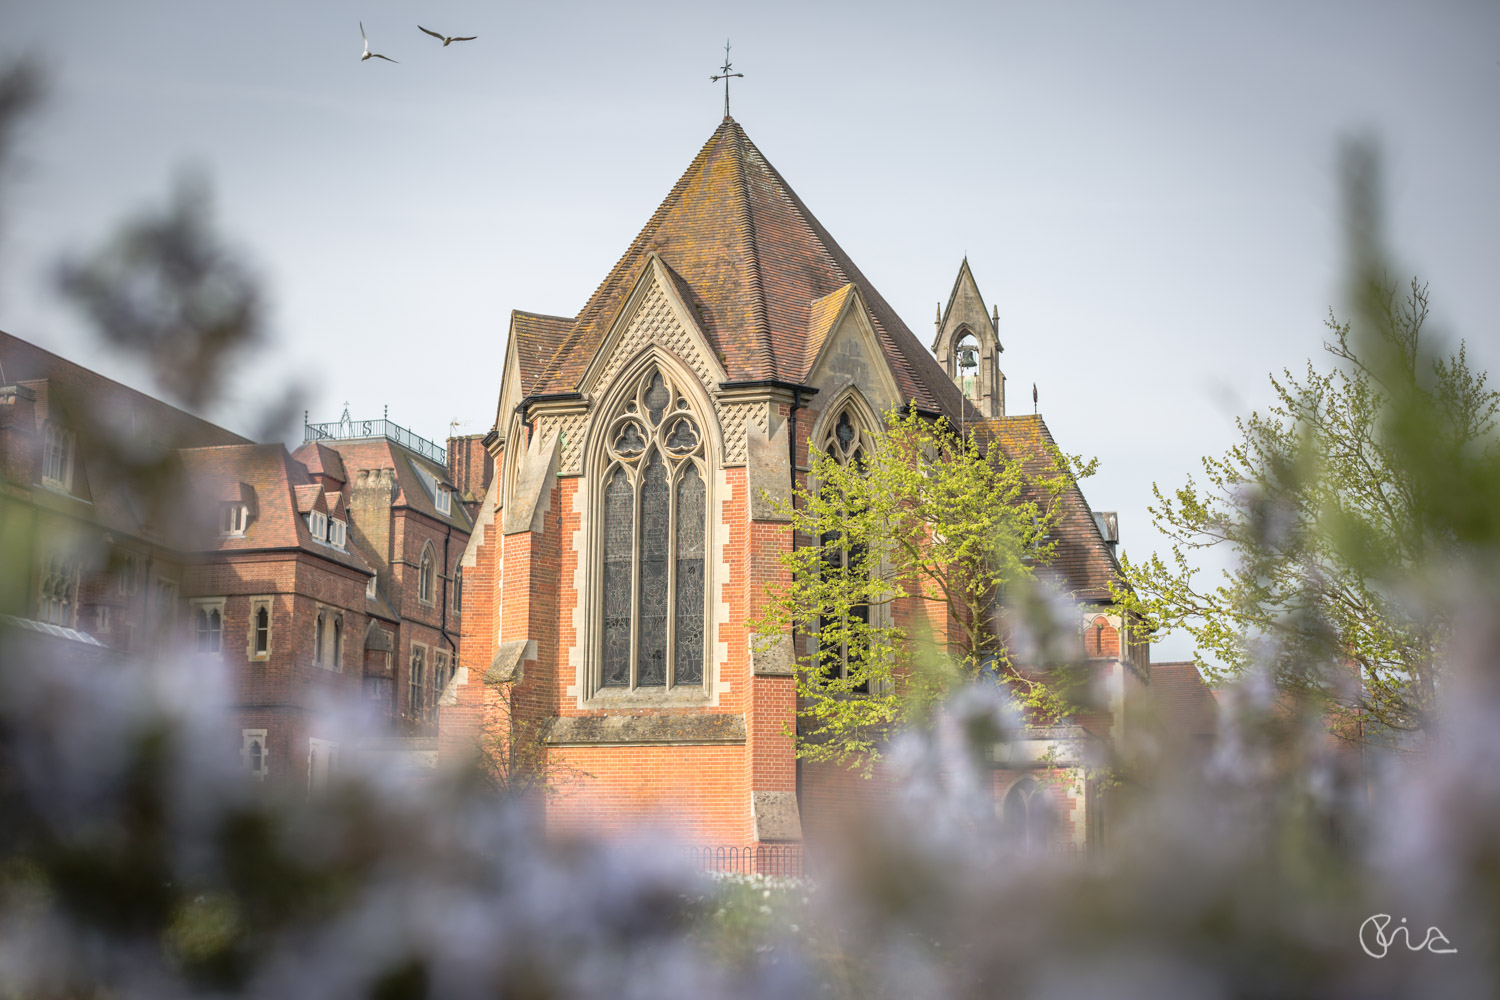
[545, 712, 747, 747]
[502, 432, 559, 536]
[487, 638, 535, 684]
[751, 790, 803, 842]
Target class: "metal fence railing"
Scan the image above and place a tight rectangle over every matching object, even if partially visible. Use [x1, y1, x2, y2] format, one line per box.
[685, 844, 805, 878]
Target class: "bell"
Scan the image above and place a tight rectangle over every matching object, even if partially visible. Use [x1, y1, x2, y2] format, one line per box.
[957, 347, 978, 370]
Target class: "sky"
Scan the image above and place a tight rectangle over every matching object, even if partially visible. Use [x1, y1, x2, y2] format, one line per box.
[2, 0, 1497, 661]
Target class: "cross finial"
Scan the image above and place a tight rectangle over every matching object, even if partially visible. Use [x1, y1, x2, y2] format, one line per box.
[709, 39, 743, 120]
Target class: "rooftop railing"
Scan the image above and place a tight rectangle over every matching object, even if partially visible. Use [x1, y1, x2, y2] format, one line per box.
[304, 416, 446, 465]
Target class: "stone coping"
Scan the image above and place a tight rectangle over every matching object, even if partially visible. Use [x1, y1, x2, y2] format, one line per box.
[545, 712, 747, 747]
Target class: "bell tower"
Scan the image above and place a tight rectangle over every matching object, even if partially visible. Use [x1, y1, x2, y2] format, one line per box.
[931, 258, 1005, 418]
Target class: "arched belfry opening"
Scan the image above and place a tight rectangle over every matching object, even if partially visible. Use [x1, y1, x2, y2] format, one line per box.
[932, 260, 1006, 419]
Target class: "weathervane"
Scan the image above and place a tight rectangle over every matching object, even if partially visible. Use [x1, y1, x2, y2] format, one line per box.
[709, 39, 743, 119]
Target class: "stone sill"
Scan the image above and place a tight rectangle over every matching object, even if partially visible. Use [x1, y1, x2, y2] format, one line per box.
[546, 712, 747, 747]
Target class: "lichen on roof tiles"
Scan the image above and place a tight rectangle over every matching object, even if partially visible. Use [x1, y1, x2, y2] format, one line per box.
[525, 119, 965, 418]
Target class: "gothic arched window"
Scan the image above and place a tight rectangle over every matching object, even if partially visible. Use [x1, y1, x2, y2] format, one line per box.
[254, 606, 270, 655]
[1001, 777, 1059, 851]
[194, 607, 222, 653]
[817, 406, 874, 693]
[38, 553, 80, 628]
[597, 367, 708, 691]
[418, 543, 436, 604]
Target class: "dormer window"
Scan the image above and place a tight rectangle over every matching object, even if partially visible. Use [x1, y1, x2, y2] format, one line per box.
[42, 423, 75, 491]
[366, 575, 378, 600]
[307, 511, 327, 542]
[435, 486, 451, 515]
[221, 503, 249, 535]
[327, 518, 346, 549]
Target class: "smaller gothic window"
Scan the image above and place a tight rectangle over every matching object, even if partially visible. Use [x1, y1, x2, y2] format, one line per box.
[195, 607, 222, 653]
[242, 729, 268, 780]
[817, 405, 873, 693]
[409, 646, 428, 719]
[418, 544, 436, 604]
[1002, 777, 1059, 851]
[42, 423, 75, 490]
[254, 605, 270, 656]
[38, 553, 80, 628]
[314, 611, 326, 665]
[452, 566, 463, 614]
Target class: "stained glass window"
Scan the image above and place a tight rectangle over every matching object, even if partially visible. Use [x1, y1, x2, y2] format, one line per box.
[820, 405, 872, 691]
[637, 453, 670, 685]
[602, 467, 634, 687]
[596, 367, 709, 692]
[674, 465, 706, 685]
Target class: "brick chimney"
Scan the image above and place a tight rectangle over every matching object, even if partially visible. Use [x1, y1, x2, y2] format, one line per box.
[350, 467, 398, 594]
[0, 383, 37, 487]
[446, 433, 492, 518]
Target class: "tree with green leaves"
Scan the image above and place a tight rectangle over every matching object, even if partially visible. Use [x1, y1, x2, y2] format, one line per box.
[1117, 149, 1500, 745]
[753, 407, 1092, 770]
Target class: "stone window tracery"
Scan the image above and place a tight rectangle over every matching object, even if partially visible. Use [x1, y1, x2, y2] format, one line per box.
[417, 543, 436, 605]
[38, 552, 80, 628]
[597, 367, 708, 692]
[194, 606, 222, 653]
[818, 405, 875, 693]
[1002, 776, 1059, 850]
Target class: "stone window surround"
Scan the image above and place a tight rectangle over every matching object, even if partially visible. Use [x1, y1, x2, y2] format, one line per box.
[803, 388, 894, 697]
[578, 355, 718, 707]
[408, 641, 429, 719]
[313, 604, 344, 671]
[307, 737, 338, 796]
[241, 728, 268, 779]
[41, 421, 75, 492]
[246, 596, 273, 660]
[189, 597, 226, 656]
[416, 541, 436, 606]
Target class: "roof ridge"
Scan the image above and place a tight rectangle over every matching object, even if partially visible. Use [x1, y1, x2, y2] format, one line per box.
[741, 142, 963, 414]
[533, 121, 737, 390]
[1, 331, 251, 444]
[727, 122, 776, 381]
[512, 308, 576, 323]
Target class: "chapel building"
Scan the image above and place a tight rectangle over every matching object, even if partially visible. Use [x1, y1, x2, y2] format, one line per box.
[447, 117, 1148, 851]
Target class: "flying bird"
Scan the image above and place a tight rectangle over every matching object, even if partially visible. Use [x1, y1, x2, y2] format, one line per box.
[418, 25, 477, 46]
[360, 22, 398, 62]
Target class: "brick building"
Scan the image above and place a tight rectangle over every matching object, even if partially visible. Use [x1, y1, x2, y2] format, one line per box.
[447, 117, 1149, 851]
[1, 332, 248, 654]
[1, 333, 474, 790]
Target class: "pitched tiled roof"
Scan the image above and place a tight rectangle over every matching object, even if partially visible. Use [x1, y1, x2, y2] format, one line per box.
[298, 442, 347, 482]
[293, 483, 325, 514]
[1150, 662, 1220, 742]
[525, 119, 965, 417]
[511, 311, 575, 396]
[0, 332, 250, 450]
[177, 443, 372, 574]
[985, 414, 1119, 603]
[2, 331, 248, 545]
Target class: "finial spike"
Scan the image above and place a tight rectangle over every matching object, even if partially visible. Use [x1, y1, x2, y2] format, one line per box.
[709, 39, 744, 119]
